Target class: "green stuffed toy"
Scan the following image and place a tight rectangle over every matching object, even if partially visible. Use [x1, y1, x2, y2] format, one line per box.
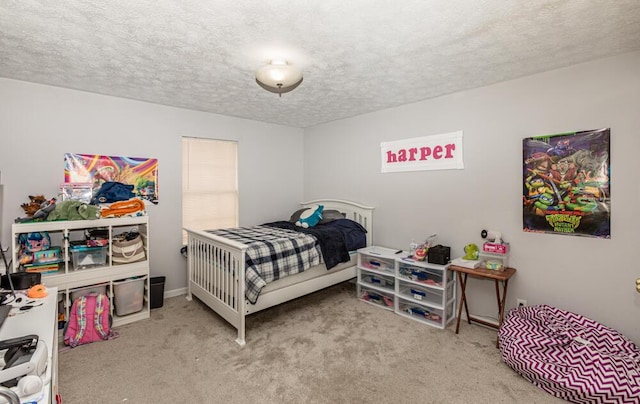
[46, 200, 100, 221]
[463, 243, 479, 260]
[295, 205, 324, 228]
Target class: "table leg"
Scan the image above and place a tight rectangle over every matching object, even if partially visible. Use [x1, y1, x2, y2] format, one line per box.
[455, 272, 469, 334]
[462, 274, 470, 324]
[497, 279, 510, 327]
[494, 280, 501, 310]
[493, 279, 510, 348]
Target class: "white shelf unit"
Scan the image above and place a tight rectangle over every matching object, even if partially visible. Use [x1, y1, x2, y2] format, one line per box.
[11, 216, 150, 328]
[356, 246, 456, 329]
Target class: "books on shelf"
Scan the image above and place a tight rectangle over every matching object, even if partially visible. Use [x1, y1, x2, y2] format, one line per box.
[451, 257, 481, 269]
[25, 262, 61, 274]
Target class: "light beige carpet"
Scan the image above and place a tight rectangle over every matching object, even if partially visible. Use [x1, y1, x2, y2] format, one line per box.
[58, 282, 564, 403]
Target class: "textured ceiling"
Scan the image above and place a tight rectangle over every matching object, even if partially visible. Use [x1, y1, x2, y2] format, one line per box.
[2, 1, 640, 128]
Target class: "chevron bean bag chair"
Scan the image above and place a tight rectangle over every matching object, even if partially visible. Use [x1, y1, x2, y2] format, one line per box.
[499, 305, 640, 404]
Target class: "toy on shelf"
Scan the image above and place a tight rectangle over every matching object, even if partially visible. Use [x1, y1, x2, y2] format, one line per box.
[479, 229, 510, 270]
[462, 243, 479, 260]
[481, 229, 502, 244]
[480, 229, 509, 255]
[412, 234, 436, 261]
[20, 195, 47, 216]
[16, 196, 56, 222]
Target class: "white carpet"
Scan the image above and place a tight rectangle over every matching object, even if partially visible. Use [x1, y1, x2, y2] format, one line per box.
[58, 282, 564, 403]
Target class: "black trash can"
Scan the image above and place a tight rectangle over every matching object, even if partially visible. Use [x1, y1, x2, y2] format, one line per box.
[150, 276, 166, 309]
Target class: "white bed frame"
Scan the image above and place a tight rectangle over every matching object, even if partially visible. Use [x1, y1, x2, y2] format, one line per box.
[184, 199, 374, 346]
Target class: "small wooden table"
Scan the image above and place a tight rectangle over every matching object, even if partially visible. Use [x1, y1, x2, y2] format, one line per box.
[448, 264, 517, 347]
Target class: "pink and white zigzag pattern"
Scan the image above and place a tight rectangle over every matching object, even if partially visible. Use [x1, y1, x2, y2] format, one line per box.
[499, 305, 640, 404]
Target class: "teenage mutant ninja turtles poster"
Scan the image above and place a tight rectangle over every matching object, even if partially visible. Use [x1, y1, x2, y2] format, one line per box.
[523, 128, 610, 238]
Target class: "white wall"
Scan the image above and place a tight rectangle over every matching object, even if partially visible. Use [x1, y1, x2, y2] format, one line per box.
[304, 51, 640, 342]
[2, 51, 638, 342]
[0, 78, 305, 293]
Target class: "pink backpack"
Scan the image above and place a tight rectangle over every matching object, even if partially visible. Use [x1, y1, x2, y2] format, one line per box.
[64, 293, 112, 347]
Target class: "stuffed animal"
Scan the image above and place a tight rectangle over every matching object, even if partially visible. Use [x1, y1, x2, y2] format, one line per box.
[16, 196, 57, 222]
[46, 200, 100, 221]
[20, 195, 47, 216]
[295, 205, 324, 228]
[463, 243, 479, 260]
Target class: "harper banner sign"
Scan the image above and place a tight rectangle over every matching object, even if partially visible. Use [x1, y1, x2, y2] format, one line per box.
[381, 131, 464, 173]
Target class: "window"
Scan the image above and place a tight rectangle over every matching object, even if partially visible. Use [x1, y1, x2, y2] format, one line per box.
[182, 137, 238, 243]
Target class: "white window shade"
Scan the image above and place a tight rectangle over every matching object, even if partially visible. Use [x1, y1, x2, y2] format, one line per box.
[182, 138, 238, 243]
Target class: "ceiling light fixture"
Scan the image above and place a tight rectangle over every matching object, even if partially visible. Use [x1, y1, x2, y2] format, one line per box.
[255, 60, 303, 97]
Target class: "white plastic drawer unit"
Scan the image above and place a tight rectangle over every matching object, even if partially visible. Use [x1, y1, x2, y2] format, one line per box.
[359, 269, 395, 292]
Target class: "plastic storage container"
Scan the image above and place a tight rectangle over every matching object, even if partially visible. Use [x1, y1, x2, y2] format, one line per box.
[397, 282, 443, 306]
[359, 285, 394, 310]
[70, 245, 107, 269]
[397, 263, 448, 287]
[113, 276, 146, 316]
[70, 283, 108, 302]
[360, 271, 395, 292]
[397, 296, 446, 326]
[357, 246, 397, 274]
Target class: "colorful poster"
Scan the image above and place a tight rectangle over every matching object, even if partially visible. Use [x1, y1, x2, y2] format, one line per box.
[64, 153, 158, 204]
[522, 128, 610, 238]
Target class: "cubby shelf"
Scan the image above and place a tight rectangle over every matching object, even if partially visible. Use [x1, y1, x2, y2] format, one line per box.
[11, 216, 150, 327]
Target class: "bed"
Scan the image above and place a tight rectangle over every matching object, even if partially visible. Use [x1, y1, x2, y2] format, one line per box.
[183, 199, 374, 345]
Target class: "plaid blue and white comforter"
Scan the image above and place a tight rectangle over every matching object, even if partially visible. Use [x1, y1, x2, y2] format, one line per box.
[207, 225, 322, 304]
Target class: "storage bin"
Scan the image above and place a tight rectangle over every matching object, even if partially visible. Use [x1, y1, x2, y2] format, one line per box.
[397, 264, 446, 286]
[360, 271, 394, 291]
[70, 245, 107, 269]
[358, 253, 395, 274]
[113, 276, 146, 316]
[150, 276, 165, 309]
[70, 283, 108, 302]
[397, 297, 445, 326]
[398, 282, 442, 306]
[359, 286, 394, 309]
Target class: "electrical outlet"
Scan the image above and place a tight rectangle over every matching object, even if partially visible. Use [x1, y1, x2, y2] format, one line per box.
[517, 299, 527, 307]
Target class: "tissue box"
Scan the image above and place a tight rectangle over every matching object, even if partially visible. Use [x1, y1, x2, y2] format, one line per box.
[482, 242, 509, 254]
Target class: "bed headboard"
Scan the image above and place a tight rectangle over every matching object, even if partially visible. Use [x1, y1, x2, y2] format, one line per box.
[300, 199, 374, 246]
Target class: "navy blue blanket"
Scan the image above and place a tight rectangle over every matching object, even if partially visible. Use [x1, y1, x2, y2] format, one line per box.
[264, 221, 351, 269]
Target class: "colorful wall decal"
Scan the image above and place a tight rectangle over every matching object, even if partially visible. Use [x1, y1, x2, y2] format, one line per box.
[64, 153, 158, 204]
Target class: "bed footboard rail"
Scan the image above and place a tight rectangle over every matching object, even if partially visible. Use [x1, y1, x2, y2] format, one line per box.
[184, 228, 248, 345]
